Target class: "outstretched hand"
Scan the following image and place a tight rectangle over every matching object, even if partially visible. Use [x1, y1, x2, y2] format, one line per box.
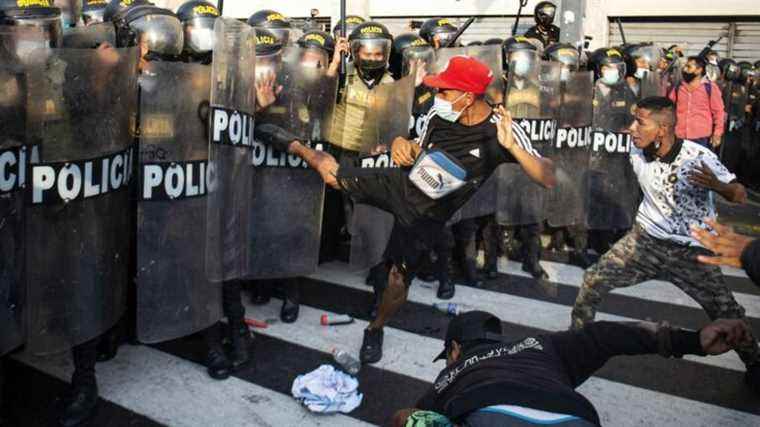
[700, 319, 753, 355]
[255, 71, 282, 110]
[691, 218, 754, 268]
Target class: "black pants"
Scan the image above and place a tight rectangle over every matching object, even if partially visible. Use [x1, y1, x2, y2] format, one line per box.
[517, 223, 542, 265]
[204, 280, 246, 348]
[251, 278, 300, 302]
[452, 216, 499, 281]
[71, 337, 99, 389]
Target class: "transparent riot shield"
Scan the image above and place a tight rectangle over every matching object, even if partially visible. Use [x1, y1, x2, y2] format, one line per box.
[62, 22, 116, 48]
[347, 152, 398, 271]
[640, 69, 665, 98]
[246, 46, 337, 279]
[586, 81, 640, 230]
[496, 58, 560, 226]
[0, 28, 31, 356]
[206, 18, 256, 282]
[135, 61, 221, 343]
[24, 46, 139, 355]
[327, 74, 415, 154]
[546, 71, 593, 228]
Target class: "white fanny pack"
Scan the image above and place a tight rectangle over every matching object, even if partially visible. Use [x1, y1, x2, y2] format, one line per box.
[409, 149, 468, 199]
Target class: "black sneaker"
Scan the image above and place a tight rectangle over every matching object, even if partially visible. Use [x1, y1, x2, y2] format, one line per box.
[437, 279, 455, 300]
[571, 251, 594, 269]
[360, 328, 384, 364]
[206, 346, 232, 380]
[746, 363, 760, 395]
[58, 383, 98, 427]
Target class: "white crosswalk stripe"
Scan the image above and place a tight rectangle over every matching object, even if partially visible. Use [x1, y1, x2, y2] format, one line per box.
[13, 258, 760, 427]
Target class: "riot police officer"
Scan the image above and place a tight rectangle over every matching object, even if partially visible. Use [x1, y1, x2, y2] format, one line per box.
[419, 17, 458, 49]
[332, 14, 365, 39]
[524, 1, 559, 48]
[248, 9, 294, 46]
[544, 42, 593, 268]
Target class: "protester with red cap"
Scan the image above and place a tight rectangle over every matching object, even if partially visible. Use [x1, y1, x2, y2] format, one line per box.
[253, 55, 557, 364]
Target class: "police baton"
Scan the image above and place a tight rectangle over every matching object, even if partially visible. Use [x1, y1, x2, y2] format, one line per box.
[512, 0, 529, 36]
[217, 0, 223, 15]
[340, 0, 347, 76]
[445, 17, 475, 48]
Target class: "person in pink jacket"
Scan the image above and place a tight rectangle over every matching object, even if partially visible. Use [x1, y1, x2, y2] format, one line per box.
[668, 56, 725, 148]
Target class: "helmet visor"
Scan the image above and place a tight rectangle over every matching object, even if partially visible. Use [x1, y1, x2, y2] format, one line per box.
[131, 14, 184, 56]
[183, 16, 216, 54]
[401, 45, 435, 77]
[350, 38, 391, 70]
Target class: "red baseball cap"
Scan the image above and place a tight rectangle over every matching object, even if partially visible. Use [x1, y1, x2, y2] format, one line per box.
[423, 55, 494, 95]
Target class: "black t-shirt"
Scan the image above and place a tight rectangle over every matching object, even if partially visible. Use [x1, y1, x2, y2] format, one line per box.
[338, 112, 534, 226]
[415, 322, 705, 425]
[412, 112, 530, 222]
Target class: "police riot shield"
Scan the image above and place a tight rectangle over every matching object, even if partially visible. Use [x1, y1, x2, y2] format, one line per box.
[496, 58, 561, 226]
[327, 74, 415, 154]
[24, 46, 139, 354]
[640, 70, 665, 98]
[62, 22, 116, 48]
[586, 81, 640, 230]
[206, 18, 256, 282]
[348, 152, 397, 271]
[246, 47, 337, 279]
[720, 82, 749, 173]
[0, 30, 30, 356]
[546, 71, 593, 228]
[135, 61, 221, 344]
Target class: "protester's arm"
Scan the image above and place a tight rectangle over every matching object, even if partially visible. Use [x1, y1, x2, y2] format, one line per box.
[550, 319, 750, 388]
[688, 159, 747, 204]
[692, 218, 757, 273]
[495, 105, 556, 189]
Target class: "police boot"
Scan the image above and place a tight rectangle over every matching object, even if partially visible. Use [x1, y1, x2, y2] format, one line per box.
[437, 278, 456, 300]
[228, 322, 254, 370]
[280, 299, 300, 323]
[59, 381, 98, 427]
[206, 343, 232, 380]
[203, 325, 232, 380]
[746, 363, 760, 395]
[95, 324, 122, 363]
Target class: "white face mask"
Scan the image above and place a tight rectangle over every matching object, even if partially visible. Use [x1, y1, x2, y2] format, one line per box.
[601, 69, 620, 86]
[513, 59, 531, 77]
[433, 93, 468, 123]
[634, 67, 649, 80]
[560, 67, 571, 82]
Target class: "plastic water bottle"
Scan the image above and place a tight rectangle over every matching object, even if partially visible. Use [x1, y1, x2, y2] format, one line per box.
[433, 302, 472, 316]
[332, 348, 361, 376]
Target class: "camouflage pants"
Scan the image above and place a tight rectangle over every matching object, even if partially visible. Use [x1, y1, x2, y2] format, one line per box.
[571, 225, 760, 367]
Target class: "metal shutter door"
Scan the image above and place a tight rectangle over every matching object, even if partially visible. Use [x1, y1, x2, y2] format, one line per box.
[608, 20, 731, 58]
[733, 22, 760, 62]
[373, 16, 532, 44]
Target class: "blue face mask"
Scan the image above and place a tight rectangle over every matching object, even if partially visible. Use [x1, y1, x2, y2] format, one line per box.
[601, 69, 620, 86]
[433, 93, 468, 122]
[513, 59, 531, 77]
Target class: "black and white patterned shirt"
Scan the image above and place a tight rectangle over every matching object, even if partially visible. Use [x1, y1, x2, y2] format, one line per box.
[631, 139, 736, 246]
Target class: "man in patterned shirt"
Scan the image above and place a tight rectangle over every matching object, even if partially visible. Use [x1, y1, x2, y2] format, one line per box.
[570, 96, 759, 393]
